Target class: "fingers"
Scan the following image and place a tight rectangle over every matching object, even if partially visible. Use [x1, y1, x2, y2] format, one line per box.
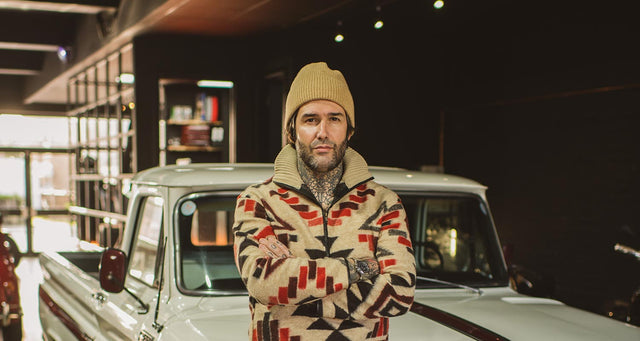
[258, 235, 294, 259]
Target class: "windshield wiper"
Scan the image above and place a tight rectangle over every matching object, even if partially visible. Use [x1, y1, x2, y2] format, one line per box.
[416, 275, 483, 296]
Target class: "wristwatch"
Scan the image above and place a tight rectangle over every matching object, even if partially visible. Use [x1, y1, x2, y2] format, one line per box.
[355, 260, 369, 280]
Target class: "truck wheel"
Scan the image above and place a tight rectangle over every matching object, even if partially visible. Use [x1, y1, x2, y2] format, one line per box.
[1, 318, 22, 341]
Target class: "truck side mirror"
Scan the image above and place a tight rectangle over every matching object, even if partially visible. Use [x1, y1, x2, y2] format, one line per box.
[100, 248, 127, 293]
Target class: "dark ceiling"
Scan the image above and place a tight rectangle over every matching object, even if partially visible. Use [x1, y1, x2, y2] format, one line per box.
[0, 0, 369, 114]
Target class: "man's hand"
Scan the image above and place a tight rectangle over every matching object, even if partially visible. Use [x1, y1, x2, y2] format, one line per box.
[258, 235, 294, 259]
[346, 258, 380, 283]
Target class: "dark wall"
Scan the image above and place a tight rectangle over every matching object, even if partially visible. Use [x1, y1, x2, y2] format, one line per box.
[0, 76, 24, 106]
[436, 2, 640, 315]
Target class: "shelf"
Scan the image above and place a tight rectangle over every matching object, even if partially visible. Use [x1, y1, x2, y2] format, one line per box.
[166, 145, 222, 152]
[166, 119, 223, 126]
[159, 77, 234, 166]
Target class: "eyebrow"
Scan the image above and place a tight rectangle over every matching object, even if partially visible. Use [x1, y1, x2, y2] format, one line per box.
[299, 112, 345, 118]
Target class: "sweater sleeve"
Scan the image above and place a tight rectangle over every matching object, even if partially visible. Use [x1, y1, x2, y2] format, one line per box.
[233, 190, 350, 307]
[339, 194, 416, 320]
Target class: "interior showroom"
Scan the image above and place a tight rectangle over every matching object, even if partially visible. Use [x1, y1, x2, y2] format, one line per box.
[0, 1, 638, 340]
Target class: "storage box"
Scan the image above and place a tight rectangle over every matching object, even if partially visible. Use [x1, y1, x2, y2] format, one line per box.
[181, 125, 210, 146]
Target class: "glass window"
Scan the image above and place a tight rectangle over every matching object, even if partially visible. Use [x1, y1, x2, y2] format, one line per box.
[30, 152, 73, 210]
[128, 196, 164, 287]
[176, 194, 240, 293]
[175, 192, 507, 294]
[0, 152, 26, 208]
[401, 194, 508, 288]
[0, 152, 26, 252]
[0, 115, 70, 148]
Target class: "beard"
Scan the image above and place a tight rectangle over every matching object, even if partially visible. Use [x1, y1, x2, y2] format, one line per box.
[296, 137, 348, 173]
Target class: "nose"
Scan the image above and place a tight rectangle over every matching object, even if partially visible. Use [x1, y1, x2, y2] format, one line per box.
[316, 120, 328, 139]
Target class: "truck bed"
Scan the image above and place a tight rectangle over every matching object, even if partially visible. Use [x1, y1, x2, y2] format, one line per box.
[55, 251, 102, 279]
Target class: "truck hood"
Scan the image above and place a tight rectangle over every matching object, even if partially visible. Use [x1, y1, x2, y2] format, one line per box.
[394, 287, 640, 340]
[159, 288, 639, 340]
[159, 295, 250, 341]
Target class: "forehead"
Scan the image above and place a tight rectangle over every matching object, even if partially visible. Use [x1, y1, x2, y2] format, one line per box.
[298, 99, 345, 115]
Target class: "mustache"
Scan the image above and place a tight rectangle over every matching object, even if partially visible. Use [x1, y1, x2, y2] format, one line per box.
[310, 139, 335, 148]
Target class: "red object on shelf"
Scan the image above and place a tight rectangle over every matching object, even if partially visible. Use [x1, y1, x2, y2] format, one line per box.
[181, 125, 210, 146]
[210, 96, 219, 122]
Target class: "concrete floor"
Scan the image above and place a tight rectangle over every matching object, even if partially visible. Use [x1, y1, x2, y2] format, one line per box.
[15, 256, 43, 341]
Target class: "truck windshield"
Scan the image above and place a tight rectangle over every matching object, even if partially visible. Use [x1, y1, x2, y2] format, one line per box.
[175, 192, 508, 295]
[175, 194, 242, 294]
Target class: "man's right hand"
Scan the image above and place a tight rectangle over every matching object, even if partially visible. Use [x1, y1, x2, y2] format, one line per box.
[258, 235, 294, 259]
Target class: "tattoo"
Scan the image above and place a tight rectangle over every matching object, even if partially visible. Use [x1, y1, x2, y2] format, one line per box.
[297, 157, 343, 211]
[344, 258, 380, 284]
[344, 258, 360, 284]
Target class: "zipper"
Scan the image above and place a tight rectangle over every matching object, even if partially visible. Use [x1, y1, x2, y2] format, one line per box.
[322, 208, 330, 257]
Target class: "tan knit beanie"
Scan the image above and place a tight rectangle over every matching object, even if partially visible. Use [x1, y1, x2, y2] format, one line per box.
[284, 62, 355, 132]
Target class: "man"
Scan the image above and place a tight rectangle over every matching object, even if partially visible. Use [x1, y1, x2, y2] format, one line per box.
[233, 62, 415, 340]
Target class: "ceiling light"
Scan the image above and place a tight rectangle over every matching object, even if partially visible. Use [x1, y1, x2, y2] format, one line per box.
[334, 21, 345, 43]
[57, 46, 70, 63]
[433, 0, 444, 9]
[197, 80, 234, 88]
[373, 6, 384, 30]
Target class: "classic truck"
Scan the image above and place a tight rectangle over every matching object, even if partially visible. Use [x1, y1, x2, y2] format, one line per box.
[38, 163, 640, 340]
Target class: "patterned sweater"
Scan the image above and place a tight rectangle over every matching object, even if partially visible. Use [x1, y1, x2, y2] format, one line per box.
[233, 145, 416, 341]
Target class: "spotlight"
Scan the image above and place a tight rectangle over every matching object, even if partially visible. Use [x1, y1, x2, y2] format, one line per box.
[57, 46, 70, 63]
[373, 5, 384, 30]
[433, 0, 444, 9]
[334, 21, 345, 43]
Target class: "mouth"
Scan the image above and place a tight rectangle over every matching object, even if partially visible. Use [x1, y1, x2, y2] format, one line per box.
[313, 144, 333, 153]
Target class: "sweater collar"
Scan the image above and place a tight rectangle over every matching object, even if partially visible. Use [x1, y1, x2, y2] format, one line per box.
[273, 144, 372, 190]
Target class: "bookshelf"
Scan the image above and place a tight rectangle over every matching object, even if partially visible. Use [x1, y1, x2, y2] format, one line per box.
[158, 78, 234, 165]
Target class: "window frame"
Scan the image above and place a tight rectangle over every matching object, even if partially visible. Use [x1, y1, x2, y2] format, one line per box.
[395, 191, 509, 287]
[127, 195, 165, 288]
[173, 191, 244, 296]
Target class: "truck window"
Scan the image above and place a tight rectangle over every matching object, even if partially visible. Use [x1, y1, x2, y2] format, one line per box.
[400, 193, 508, 287]
[176, 193, 242, 294]
[129, 196, 164, 287]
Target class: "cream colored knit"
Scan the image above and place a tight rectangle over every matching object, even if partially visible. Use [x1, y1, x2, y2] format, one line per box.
[284, 62, 355, 131]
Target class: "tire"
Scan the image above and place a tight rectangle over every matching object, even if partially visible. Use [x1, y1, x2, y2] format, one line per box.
[2, 318, 22, 341]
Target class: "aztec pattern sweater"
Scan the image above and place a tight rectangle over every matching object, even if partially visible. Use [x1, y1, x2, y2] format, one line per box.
[233, 145, 416, 341]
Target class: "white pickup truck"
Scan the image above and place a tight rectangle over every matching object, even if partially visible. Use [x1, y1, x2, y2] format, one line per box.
[38, 163, 640, 340]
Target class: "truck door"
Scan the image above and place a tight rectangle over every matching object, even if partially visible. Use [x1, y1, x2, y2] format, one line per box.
[94, 195, 165, 340]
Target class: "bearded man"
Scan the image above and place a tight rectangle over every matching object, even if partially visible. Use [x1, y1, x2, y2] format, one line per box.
[233, 62, 416, 341]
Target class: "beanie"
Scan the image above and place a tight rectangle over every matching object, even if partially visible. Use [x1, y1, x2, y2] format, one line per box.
[284, 62, 355, 132]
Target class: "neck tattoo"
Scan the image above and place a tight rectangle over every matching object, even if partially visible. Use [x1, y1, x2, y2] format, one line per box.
[297, 157, 343, 212]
